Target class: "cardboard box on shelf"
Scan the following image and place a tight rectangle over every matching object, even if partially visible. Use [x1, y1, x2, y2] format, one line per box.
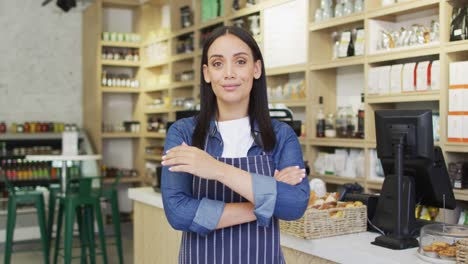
[416, 61, 430, 91]
[402, 62, 416, 92]
[430, 60, 440, 90]
[390, 64, 403, 94]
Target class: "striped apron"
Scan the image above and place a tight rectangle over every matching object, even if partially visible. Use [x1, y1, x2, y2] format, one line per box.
[179, 155, 285, 264]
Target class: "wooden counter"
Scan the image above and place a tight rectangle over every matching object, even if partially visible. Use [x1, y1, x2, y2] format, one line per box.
[129, 187, 424, 264]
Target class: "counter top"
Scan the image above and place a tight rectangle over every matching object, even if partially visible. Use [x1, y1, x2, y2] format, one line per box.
[128, 187, 425, 264]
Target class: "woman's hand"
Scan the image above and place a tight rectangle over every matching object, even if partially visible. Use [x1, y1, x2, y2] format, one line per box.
[161, 142, 224, 180]
[274, 166, 306, 185]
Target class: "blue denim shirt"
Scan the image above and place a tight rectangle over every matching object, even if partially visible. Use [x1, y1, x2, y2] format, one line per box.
[161, 117, 310, 236]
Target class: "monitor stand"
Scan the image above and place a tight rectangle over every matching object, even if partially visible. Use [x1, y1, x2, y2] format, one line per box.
[371, 142, 419, 250]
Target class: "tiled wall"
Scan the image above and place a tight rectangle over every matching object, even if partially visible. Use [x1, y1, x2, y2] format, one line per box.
[0, 0, 82, 126]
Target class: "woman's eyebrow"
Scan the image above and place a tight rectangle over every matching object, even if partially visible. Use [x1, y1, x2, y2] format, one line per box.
[209, 54, 223, 59]
[233, 52, 249, 57]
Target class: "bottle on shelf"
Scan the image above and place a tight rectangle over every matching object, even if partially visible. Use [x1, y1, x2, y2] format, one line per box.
[356, 93, 365, 139]
[316, 96, 325, 138]
[0, 122, 6, 133]
[336, 107, 348, 138]
[345, 105, 356, 138]
[325, 114, 336, 138]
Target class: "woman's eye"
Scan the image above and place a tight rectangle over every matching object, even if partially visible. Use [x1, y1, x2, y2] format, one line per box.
[212, 61, 222, 67]
[237, 59, 246, 65]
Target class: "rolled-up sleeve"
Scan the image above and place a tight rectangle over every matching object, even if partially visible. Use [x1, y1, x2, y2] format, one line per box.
[162, 120, 225, 236]
[272, 125, 310, 221]
[251, 173, 277, 227]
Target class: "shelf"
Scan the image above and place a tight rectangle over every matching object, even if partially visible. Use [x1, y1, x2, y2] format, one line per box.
[101, 132, 140, 139]
[309, 138, 366, 148]
[102, 0, 140, 7]
[172, 26, 196, 38]
[367, 90, 440, 104]
[266, 64, 307, 76]
[171, 52, 195, 62]
[144, 83, 172, 92]
[103, 176, 142, 184]
[145, 155, 163, 161]
[367, 0, 439, 19]
[444, 143, 468, 153]
[172, 81, 197, 89]
[367, 180, 384, 190]
[100, 40, 140, 48]
[309, 13, 365, 32]
[101, 87, 140, 93]
[269, 99, 307, 107]
[367, 44, 440, 64]
[0, 132, 83, 140]
[228, 4, 262, 20]
[312, 174, 365, 185]
[145, 107, 184, 114]
[143, 35, 170, 46]
[144, 58, 171, 68]
[444, 40, 468, 53]
[453, 189, 468, 202]
[144, 132, 166, 139]
[310, 56, 364, 70]
[101, 60, 140, 67]
[199, 16, 225, 30]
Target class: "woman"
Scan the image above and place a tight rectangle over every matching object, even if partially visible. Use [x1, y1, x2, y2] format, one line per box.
[161, 26, 310, 264]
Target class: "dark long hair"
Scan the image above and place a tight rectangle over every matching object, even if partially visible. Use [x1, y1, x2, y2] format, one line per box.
[192, 26, 276, 152]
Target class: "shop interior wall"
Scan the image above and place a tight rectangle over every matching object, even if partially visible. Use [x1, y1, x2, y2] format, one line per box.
[0, 0, 82, 126]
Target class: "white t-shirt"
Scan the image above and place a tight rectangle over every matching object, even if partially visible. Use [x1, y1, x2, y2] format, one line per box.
[217, 116, 254, 158]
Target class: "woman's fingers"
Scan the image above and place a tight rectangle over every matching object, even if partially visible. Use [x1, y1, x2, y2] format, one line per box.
[275, 166, 306, 185]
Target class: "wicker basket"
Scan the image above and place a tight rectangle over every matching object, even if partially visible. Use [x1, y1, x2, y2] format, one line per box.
[457, 239, 468, 263]
[280, 205, 367, 239]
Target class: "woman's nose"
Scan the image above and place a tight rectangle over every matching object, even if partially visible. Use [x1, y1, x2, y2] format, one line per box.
[224, 63, 235, 79]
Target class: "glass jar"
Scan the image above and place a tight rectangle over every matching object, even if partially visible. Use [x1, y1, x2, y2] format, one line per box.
[322, 6, 333, 20]
[315, 8, 323, 23]
[336, 107, 348, 138]
[419, 224, 468, 261]
[334, 3, 343, 18]
[343, 0, 353, 15]
[325, 114, 336, 138]
[354, 0, 364, 13]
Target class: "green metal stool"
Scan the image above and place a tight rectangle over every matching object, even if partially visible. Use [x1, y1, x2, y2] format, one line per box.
[2, 179, 49, 264]
[99, 172, 124, 264]
[53, 177, 108, 264]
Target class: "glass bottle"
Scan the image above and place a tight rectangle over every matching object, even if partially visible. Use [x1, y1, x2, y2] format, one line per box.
[347, 30, 355, 57]
[325, 114, 336, 138]
[0, 122, 6, 133]
[345, 105, 356, 138]
[356, 93, 365, 139]
[336, 107, 347, 138]
[316, 96, 325, 138]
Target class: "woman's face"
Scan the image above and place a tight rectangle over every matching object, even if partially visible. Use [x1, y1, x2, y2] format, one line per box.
[203, 34, 262, 112]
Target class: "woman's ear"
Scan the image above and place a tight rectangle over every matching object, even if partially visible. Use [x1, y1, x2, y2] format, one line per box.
[202, 64, 211, 83]
[253, 60, 262, 80]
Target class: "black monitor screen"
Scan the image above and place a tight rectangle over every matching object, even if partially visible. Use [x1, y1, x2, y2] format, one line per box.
[375, 109, 433, 160]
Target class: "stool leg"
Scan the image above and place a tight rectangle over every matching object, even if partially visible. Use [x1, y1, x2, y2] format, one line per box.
[85, 206, 96, 264]
[94, 201, 108, 264]
[76, 206, 88, 264]
[36, 194, 50, 264]
[64, 201, 76, 264]
[54, 202, 64, 264]
[4, 196, 17, 264]
[47, 189, 56, 253]
[110, 191, 124, 264]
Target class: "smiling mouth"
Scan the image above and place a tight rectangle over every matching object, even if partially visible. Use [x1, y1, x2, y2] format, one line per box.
[222, 84, 240, 90]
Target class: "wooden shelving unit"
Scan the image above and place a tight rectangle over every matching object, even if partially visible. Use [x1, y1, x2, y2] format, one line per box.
[83, 0, 468, 204]
[367, 91, 440, 104]
[306, 0, 468, 198]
